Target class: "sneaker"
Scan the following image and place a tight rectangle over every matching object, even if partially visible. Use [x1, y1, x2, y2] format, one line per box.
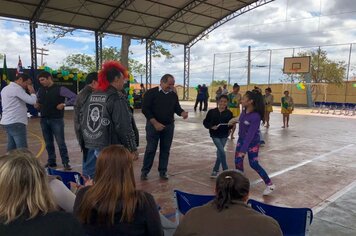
[63, 163, 72, 171]
[210, 171, 218, 179]
[260, 141, 265, 147]
[160, 173, 169, 180]
[141, 173, 148, 181]
[45, 163, 57, 168]
[263, 184, 275, 196]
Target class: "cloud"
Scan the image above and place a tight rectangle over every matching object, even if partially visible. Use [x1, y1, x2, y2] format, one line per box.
[1, 0, 356, 86]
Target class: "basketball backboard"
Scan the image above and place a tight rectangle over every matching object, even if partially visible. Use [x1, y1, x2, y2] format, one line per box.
[283, 56, 311, 73]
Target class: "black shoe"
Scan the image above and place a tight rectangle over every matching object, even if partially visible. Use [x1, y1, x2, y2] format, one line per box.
[45, 163, 57, 168]
[63, 163, 72, 171]
[141, 173, 148, 181]
[160, 173, 169, 180]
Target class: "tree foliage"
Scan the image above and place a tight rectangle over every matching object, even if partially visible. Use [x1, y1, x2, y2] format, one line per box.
[298, 49, 346, 85]
[211, 80, 227, 86]
[60, 46, 146, 75]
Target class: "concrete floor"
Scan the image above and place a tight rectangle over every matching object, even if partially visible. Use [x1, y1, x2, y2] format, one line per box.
[1, 102, 356, 235]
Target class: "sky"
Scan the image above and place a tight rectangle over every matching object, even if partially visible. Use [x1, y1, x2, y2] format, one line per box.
[1, 0, 356, 86]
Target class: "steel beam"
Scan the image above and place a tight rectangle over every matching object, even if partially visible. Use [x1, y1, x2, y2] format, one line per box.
[95, 31, 103, 71]
[148, 0, 206, 40]
[188, 0, 274, 47]
[30, 22, 37, 73]
[183, 45, 190, 100]
[146, 39, 152, 89]
[98, 0, 135, 33]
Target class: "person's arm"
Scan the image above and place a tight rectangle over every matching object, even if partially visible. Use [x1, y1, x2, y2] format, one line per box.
[203, 110, 213, 129]
[143, 193, 164, 236]
[227, 110, 234, 129]
[239, 114, 261, 153]
[173, 93, 184, 116]
[142, 89, 155, 121]
[60, 86, 77, 106]
[111, 98, 137, 152]
[271, 95, 274, 104]
[16, 87, 37, 105]
[49, 179, 76, 213]
[73, 186, 89, 215]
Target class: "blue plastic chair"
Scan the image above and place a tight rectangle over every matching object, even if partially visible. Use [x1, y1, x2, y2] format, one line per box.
[47, 168, 84, 189]
[174, 189, 214, 224]
[247, 199, 313, 236]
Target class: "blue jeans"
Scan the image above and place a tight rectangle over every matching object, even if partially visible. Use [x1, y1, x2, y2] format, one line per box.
[40, 118, 69, 165]
[3, 123, 28, 151]
[83, 148, 100, 179]
[142, 122, 174, 175]
[212, 137, 228, 172]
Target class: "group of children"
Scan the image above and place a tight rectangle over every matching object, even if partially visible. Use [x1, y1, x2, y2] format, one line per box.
[204, 84, 295, 195]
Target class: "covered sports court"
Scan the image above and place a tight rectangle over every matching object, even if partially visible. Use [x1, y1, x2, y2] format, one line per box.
[1, 0, 356, 235]
[1, 104, 356, 235]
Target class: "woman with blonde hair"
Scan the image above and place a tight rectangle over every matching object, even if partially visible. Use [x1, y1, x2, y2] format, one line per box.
[0, 149, 84, 235]
[74, 145, 163, 236]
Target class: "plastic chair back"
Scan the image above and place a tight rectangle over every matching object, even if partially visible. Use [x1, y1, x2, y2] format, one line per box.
[174, 189, 214, 224]
[247, 199, 313, 236]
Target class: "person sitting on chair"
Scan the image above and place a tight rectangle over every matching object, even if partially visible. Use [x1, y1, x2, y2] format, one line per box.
[174, 170, 282, 236]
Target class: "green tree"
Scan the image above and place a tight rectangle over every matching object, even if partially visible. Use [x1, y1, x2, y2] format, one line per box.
[211, 80, 227, 87]
[61, 46, 146, 75]
[297, 49, 346, 101]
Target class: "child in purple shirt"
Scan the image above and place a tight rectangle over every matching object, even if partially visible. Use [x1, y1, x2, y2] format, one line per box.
[235, 91, 275, 195]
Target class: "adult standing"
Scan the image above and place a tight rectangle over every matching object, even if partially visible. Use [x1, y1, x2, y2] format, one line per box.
[36, 71, 76, 170]
[215, 86, 222, 106]
[221, 84, 228, 96]
[80, 61, 139, 178]
[73, 72, 98, 178]
[202, 84, 209, 111]
[0, 73, 37, 151]
[141, 74, 188, 180]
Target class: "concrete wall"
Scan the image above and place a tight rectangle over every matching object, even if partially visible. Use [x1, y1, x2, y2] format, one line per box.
[176, 81, 356, 105]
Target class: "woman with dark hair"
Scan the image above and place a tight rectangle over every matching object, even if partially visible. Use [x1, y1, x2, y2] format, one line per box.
[227, 83, 242, 139]
[74, 145, 163, 236]
[174, 170, 282, 236]
[235, 91, 275, 195]
[203, 95, 233, 178]
[264, 87, 274, 128]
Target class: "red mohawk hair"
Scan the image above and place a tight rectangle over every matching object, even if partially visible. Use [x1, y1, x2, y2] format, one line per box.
[97, 60, 129, 91]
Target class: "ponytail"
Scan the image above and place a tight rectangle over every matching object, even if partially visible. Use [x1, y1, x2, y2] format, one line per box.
[213, 171, 250, 211]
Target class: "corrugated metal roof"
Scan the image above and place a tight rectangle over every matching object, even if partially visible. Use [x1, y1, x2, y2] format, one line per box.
[0, 0, 272, 45]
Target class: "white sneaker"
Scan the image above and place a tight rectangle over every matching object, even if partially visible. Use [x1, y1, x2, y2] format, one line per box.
[263, 184, 275, 196]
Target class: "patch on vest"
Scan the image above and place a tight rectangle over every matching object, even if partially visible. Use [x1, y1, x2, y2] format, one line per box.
[83, 102, 110, 140]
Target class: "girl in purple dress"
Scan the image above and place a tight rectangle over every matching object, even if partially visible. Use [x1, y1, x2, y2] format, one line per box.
[235, 90, 275, 195]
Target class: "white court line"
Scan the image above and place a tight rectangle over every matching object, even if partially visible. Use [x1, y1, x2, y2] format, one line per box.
[312, 179, 356, 214]
[251, 144, 355, 185]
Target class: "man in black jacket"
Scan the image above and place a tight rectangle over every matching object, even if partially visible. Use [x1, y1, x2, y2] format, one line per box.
[80, 61, 138, 178]
[73, 72, 98, 178]
[141, 74, 188, 180]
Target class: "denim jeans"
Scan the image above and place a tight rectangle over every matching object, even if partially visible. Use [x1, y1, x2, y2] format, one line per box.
[142, 122, 174, 175]
[212, 137, 228, 172]
[40, 118, 69, 165]
[3, 123, 28, 151]
[83, 148, 100, 179]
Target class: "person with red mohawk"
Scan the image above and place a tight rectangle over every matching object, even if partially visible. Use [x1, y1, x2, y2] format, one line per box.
[79, 61, 139, 178]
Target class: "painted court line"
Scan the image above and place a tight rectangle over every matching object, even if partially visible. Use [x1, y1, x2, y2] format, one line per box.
[29, 131, 46, 158]
[312, 179, 356, 215]
[251, 144, 355, 186]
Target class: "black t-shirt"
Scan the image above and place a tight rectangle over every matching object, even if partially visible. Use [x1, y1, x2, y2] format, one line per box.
[74, 187, 163, 236]
[0, 211, 85, 236]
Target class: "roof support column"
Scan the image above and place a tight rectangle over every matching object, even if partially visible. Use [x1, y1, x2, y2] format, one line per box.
[183, 45, 190, 100]
[30, 22, 37, 74]
[146, 39, 152, 89]
[95, 31, 103, 71]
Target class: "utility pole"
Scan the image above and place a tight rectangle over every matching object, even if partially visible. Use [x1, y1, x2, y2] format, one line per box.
[247, 46, 251, 85]
[36, 48, 49, 66]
